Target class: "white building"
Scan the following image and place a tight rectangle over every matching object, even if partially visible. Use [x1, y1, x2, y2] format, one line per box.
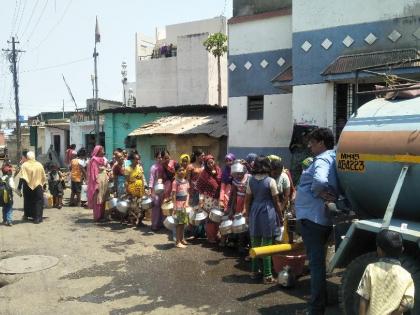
[228, 0, 420, 167]
[135, 17, 228, 107]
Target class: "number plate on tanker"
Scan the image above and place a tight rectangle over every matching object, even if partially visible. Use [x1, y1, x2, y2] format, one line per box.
[337, 153, 366, 173]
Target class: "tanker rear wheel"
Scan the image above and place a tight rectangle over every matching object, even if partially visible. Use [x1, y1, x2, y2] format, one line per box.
[339, 252, 378, 315]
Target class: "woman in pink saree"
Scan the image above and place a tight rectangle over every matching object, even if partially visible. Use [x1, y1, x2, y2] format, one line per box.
[87, 145, 108, 221]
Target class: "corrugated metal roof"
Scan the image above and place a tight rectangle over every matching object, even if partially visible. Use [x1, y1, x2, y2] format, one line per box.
[129, 114, 227, 138]
[322, 49, 420, 75]
[101, 104, 227, 114]
[271, 66, 293, 82]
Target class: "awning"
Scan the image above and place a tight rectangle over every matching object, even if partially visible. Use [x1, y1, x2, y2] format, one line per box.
[322, 48, 420, 77]
[129, 114, 227, 138]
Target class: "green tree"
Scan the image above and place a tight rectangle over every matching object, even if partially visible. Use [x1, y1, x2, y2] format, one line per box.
[203, 32, 228, 107]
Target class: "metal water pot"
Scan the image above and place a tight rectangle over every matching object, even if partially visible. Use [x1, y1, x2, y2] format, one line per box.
[116, 199, 130, 214]
[106, 197, 118, 209]
[231, 162, 245, 174]
[219, 218, 233, 236]
[161, 200, 174, 216]
[209, 208, 224, 223]
[140, 196, 153, 210]
[232, 213, 248, 234]
[163, 216, 178, 231]
[190, 211, 208, 226]
[154, 183, 165, 194]
[278, 265, 296, 288]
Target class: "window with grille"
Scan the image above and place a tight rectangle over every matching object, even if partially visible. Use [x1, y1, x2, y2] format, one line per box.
[247, 96, 264, 120]
[151, 145, 167, 159]
[192, 146, 210, 155]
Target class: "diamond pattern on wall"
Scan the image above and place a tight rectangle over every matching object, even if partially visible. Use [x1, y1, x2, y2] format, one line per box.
[413, 27, 420, 40]
[364, 33, 377, 45]
[244, 61, 252, 70]
[321, 38, 332, 50]
[277, 57, 285, 66]
[388, 30, 402, 42]
[342, 35, 354, 47]
[260, 59, 269, 68]
[301, 41, 312, 52]
[229, 63, 236, 71]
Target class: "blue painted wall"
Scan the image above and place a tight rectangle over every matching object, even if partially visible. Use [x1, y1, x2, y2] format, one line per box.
[104, 112, 169, 159]
[292, 16, 420, 86]
[228, 48, 292, 97]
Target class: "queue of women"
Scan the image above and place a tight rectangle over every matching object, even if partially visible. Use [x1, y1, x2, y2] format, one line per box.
[81, 142, 300, 285]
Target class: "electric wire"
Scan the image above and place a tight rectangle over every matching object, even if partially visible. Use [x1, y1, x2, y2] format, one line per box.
[9, 0, 20, 37]
[15, 0, 28, 37]
[24, 0, 49, 45]
[31, 0, 73, 51]
[20, 56, 91, 73]
[20, 0, 41, 39]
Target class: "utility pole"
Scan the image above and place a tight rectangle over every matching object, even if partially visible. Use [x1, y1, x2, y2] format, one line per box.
[62, 99, 65, 119]
[3, 37, 25, 161]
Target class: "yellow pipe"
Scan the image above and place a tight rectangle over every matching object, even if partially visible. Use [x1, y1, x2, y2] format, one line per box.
[249, 242, 305, 258]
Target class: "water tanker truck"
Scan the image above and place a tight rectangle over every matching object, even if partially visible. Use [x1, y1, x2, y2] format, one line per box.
[330, 94, 420, 314]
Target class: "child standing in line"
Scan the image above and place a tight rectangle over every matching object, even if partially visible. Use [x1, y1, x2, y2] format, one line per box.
[48, 164, 65, 209]
[357, 229, 415, 315]
[172, 164, 189, 249]
[1, 165, 15, 226]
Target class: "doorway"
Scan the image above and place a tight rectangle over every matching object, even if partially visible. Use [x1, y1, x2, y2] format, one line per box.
[53, 135, 61, 155]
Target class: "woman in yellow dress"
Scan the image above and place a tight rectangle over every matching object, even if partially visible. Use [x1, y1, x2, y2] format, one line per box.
[125, 152, 146, 198]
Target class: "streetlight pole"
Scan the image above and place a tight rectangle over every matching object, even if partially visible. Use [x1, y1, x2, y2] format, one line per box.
[121, 61, 127, 106]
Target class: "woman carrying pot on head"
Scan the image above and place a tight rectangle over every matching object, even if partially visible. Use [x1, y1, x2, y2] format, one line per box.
[87, 145, 109, 222]
[149, 151, 164, 231]
[196, 154, 222, 244]
[244, 156, 283, 284]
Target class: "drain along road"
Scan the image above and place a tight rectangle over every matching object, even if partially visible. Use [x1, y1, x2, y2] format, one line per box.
[0, 192, 341, 315]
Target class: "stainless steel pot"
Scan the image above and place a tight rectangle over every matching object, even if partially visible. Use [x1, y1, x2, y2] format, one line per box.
[154, 183, 165, 194]
[163, 216, 178, 231]
[219, 218, 233, 236]
[161, 200, 174, 216]
[190, 211, 208, 226]
[116, 199, 130, 214]
[106, 197, 118, 209]
[209, 208, 224, 223]
[140, 196, 153, 210]
[232, 213, 248, 234]
[231, 162, 245, 174]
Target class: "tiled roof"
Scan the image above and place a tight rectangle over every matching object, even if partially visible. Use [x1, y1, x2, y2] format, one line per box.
[322, 48, 420, 75]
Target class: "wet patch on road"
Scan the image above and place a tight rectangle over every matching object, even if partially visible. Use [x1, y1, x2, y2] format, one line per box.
[59, 243, 317, 315]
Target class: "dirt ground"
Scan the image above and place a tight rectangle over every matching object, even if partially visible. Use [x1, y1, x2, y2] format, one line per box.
[0, 191, 342, 315]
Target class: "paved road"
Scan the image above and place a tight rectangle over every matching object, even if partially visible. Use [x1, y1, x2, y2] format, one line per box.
[0, 191, 341, 315]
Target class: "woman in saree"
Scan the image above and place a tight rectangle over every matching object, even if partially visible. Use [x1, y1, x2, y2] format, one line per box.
[87, 145, 109, 222]
[149, 151, 164, 231]
[196, 154, 222, 243]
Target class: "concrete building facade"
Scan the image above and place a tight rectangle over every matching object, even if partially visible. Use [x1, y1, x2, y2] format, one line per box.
[228, 0, 420, 165]
[136, 17, 228, 107]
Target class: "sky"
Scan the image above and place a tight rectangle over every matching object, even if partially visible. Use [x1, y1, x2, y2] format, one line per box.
[0, 0, 232, 120]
